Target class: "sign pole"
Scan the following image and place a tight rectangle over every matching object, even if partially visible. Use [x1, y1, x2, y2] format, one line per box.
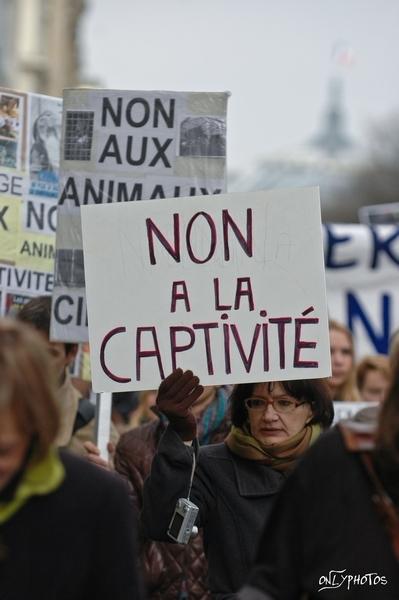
[95, 392, 112, 460]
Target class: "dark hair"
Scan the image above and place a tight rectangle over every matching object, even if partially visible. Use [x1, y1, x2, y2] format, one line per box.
[17, 295, 76, 355]
[230, 378, 334, 429]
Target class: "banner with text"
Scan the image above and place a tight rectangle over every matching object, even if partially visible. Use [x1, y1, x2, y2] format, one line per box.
[51, 89, 228, 342]
[0, 88, 61, 314]
[324, 224, 399, 357]
[82, 187, 331, 392]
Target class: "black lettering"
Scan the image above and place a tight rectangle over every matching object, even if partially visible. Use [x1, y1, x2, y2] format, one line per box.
[101, 97, 122, 127]
[117, 182, 143, 202]
[126, 136, 147, 166]
[149, 138, 172, 167]
[154, 98, 175, 128]
[150, 185, 165, 199]
[99, 134, 122, 164]
[126, 98, 150, 127]
[0, 206, 9, 230]
[59, 177, 79, 207]
[83, 178, 105, 204]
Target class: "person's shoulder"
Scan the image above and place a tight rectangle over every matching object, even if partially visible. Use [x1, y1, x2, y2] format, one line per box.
[297, 426, 349, 473]
[60, 449, 129, 496]
[200, 441, 230, 461]
[118, 420, 161, 453]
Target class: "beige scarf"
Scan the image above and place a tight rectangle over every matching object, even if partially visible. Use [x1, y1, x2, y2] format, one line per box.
[225, 423, 321, 472]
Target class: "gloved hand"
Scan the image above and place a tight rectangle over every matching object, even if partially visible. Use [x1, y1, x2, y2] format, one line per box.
[156, 368, 204, 441]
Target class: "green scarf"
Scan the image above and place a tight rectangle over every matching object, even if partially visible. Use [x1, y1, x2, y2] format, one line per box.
[225, 423, 321, 472]
[0, 448, 65, 525]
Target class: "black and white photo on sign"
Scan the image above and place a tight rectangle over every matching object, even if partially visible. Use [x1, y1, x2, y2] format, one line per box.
[29, 95, 62, 196]
[54, 248, 85, 288]
[63, 111, 95, 161]
[179, 116, 226, 157]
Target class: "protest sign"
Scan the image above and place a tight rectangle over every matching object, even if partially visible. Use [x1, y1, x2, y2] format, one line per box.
[0, 88, 61, 314]
[81, 186, 331, 392]
[324, 224, 399, 356]
[51, 89, 229, 342]
[332, 401, 379, 424]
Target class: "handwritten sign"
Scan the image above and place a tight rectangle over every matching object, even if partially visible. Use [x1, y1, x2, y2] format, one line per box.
[82, 187, 331, 392]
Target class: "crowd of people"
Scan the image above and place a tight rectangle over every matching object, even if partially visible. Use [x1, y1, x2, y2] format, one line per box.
[0, 295, 398, 599]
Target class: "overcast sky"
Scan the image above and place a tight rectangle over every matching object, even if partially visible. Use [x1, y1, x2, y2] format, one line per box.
[82, 0, 399, 172]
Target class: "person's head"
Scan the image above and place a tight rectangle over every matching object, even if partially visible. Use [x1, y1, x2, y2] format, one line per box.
[356, 355, 391, 404]
[17, 296, 78, 386]
[230, 378, 333, 446]
[376, 360, 399, 467]
[0, 319, 59, 491]
[389, 328, 399, 375]
[328, 319, 359, 401]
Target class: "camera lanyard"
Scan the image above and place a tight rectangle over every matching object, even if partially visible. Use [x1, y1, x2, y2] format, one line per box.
[187, 437, 199, 501]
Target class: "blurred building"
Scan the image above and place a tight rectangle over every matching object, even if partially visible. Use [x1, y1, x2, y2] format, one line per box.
[231, 79, 367, 222]
[0, 0, 86, 96]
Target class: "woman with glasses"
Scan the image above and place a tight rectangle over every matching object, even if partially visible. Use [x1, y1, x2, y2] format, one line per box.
[142, 369, 333, 599]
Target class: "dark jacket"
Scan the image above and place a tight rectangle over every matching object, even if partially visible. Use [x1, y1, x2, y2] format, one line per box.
[115, 416, 231, 600]
[142, 426, 286, 599]
[0, 450, 143, 600]
[239, 427, 399, 600]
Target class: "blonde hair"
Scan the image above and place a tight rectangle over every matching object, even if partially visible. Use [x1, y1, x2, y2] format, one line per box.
[329, 319, 360, 402]
[0, 318, 59, 458]
[356, 355, 391, 391]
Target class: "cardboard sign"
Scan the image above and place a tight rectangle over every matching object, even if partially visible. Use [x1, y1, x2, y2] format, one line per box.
[82, 187, 331, 392]
[0, 88, 61, 314]
[324, 224, 399, 356]
[51, 89, 228, 342]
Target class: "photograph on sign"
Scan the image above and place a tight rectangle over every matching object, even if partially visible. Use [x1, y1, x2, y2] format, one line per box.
[51, 89, 228, 343]
[29, 94, 62, 198]
[82, 186, 331, 392]
[0, 91, 24, 170]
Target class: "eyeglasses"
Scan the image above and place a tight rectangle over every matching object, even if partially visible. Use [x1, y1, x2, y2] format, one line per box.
[244, 396, 305, 414]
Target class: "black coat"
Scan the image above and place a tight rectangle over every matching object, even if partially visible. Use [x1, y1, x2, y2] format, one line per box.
[239, 427, 399, 600]
[142, 426, 286, 599]
[0, 450, 143, 600]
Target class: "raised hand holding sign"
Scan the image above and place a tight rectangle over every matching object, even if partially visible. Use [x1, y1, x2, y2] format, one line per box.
[157, 368, 204, 441]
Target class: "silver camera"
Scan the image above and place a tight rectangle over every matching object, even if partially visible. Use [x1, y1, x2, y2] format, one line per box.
[167, 498, 199, 544]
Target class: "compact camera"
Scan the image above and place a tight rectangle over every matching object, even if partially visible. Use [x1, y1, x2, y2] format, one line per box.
[167, 498, 199, 544]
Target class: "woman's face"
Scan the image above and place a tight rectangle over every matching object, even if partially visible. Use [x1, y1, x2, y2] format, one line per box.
[329, 329, 353, 390]
[0, 405, 30, 491]
[247, 382, 313, 446]
[360, 369, 390, 403]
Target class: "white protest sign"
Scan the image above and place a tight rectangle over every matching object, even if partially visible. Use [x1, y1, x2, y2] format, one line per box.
[82, 187, 331, 392]
[332, 401, 379, 424]
[324, 224, 399, 356]
[51, 89, 228, 342]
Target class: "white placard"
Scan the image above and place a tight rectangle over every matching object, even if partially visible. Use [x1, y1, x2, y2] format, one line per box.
[324, 224, 399, 356]
[82, 187, 331, 392]
[332, 401, 379, 424]
[51, 89, 228, 343]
